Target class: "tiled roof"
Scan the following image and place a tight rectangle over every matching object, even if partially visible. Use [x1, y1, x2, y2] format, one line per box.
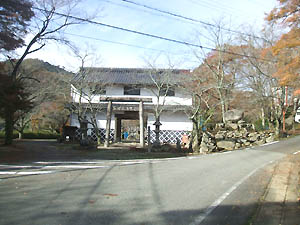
[72, 67, 191, 85]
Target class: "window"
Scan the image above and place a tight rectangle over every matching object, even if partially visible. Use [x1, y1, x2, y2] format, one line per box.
[159, 87, 175, 96]
[90, 85, 106, 95]
[124, 86, 140, 95]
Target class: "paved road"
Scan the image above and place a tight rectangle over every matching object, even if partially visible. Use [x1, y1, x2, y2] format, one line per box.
[0, 136, 299, 225]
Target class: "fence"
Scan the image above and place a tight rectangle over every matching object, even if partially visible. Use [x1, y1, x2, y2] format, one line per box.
[74, 128, 190, 144]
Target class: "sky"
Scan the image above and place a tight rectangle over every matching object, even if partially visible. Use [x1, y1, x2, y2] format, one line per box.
[16, 0, 278, 72]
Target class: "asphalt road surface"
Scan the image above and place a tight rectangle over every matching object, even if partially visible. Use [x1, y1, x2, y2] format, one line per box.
[0, 136, 299, 225]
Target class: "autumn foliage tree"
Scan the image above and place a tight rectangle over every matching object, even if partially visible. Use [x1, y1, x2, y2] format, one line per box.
[266, 0, 300, 87]
[185, 69, 217, 152]
[265, 0, 300, 132]
[38, 100, 70, 133]
[194, 45, 241, 123]
[13, 64, 71, 138]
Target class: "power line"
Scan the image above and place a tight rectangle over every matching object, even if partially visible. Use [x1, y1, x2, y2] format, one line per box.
[64, 32, 185, 55]
[99, 0, 221, 43]
[116, 0, 265, 40]
[32, 6, 274, 62]
[188, 0, 252, 19]
[99, 0, 196, 25]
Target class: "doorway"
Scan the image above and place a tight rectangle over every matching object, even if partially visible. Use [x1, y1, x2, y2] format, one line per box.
[114, 111, 147, 143]
[121, 119, 139, 142]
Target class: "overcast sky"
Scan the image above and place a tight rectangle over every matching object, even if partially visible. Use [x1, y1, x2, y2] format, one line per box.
[18, 0, 278, 72]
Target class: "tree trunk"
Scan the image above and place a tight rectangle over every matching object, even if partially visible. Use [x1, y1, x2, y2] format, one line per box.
[95, 128, 101, 146]
[291, 111, 296, 132]
[153, 115, 161, 146]
[4, 109, 14, 145]
[261, 107, 265, 128]
[275, 118, 280, 137]
[192, 131, 200, 153]
[192, 118, 200, 153]
[220, 99, 226, 124]
[18, 131, 23, 140]
[97, 136, 101, 146]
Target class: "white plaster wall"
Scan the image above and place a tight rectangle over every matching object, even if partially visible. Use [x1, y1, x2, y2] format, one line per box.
[71, 112, 115, 133]
[72, 85, 192, 106]
[71, 85, 101, 103]
[147, 111, 192, 131]
[97, 112, 115, 129]
[141, 87, 192, 106]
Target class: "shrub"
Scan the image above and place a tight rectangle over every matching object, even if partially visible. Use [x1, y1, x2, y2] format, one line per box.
[0, 131, 59, 139]
[254, 119, 269, 131]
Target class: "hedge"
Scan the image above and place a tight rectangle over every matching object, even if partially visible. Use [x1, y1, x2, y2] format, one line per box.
[0, 131, 59, 139]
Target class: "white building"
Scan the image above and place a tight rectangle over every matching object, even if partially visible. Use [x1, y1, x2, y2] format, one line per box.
[70, 68, 193, 145]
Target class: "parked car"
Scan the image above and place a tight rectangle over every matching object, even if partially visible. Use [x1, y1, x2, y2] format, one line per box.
[295, 108, 300, 123]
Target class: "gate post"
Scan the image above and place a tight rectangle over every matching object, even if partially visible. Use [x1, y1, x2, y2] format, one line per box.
[139, 101, 145, 147]
[104, 101, 112, 147]
[114, 117, 121, 142]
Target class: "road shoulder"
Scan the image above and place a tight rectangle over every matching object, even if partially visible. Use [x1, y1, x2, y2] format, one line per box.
[252, 154, 300, 225]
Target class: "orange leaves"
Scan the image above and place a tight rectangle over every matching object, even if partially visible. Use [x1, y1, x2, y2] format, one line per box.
[272, 54, 300, 86]
[294, 88, 300, 94]
[266, 0, 300, 27]
[265, 0, 300, 87]
[260, 47, 273, 58]
[272, 30, 300, 55]
[266, 9, 275, 21]
[272, 43, 300, 86]
[294, 89, 300, 95]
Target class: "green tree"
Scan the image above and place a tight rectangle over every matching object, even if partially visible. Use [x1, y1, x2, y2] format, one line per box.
[0, 72, 33, 144]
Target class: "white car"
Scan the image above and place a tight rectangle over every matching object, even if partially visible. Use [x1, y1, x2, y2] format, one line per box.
[295, 109, 300, 123]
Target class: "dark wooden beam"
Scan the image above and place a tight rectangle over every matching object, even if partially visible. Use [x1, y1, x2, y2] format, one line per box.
[100, 96, 152, 102]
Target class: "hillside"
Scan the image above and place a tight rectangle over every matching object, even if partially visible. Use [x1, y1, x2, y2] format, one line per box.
[21, 58, 72, 75]
[1, 58, 73, 77]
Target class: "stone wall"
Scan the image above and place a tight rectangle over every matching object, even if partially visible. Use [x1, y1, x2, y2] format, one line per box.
[199, 129, 275, 153]
[197, 110, 276, 153]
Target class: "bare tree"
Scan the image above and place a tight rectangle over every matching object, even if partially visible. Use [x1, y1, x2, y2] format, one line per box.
[8, 0, 90, 80]
[144, 57, 179, 145]
[237, 26, 283, 134]
[2, 0, 96, 145]
[181, 69, 217, 152]
[69, 51, 106, 145]
[192, 20, 238, 124]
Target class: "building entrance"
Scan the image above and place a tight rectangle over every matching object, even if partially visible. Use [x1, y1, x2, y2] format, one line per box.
[121, 120, 139, 142]
[114, 111, 147, 143]
[100, 96, 152, 147]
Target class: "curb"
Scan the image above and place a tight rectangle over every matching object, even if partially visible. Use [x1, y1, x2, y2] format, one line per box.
[252, 154, 300, 225]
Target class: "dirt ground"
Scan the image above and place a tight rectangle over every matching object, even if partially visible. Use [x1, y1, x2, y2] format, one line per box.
[0, 139, 189, 164]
